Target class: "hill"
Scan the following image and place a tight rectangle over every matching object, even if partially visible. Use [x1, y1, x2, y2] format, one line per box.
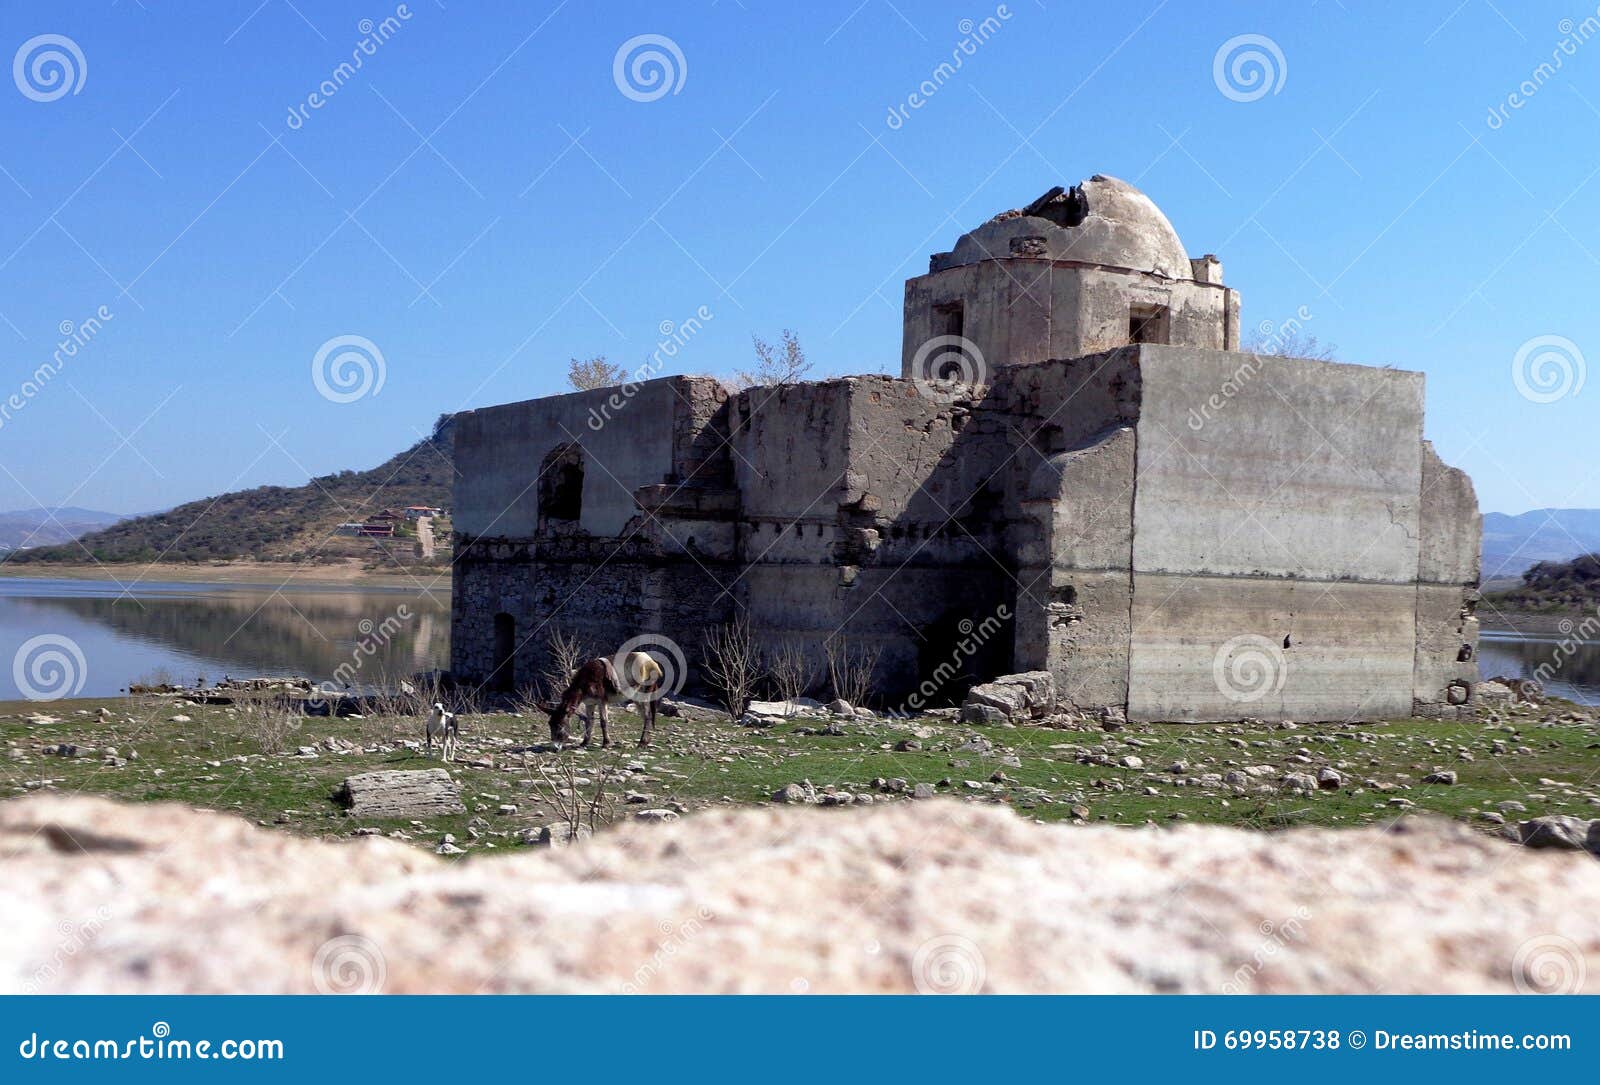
[0, 507, 126, 551]
[1485, 553, 1600, 613]
[6, 432, 452, 566]
[1482, 508, 1600, 579]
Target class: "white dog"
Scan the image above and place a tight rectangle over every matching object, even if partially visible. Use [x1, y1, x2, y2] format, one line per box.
[426, 702, 459, 761]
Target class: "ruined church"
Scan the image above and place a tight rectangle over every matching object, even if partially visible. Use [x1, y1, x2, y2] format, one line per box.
[450, 175, 1481, 722]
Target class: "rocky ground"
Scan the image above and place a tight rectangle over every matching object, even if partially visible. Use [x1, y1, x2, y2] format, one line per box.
[4, 683, 1600, 856]
[3, 792, 1598, 993]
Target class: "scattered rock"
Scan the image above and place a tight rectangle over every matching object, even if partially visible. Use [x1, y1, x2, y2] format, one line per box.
[1317, 768, 1343, 791]
[772, 782, 816, 805]
[1519, 816, 1595, 852]
[1422, 771, 1458, 786]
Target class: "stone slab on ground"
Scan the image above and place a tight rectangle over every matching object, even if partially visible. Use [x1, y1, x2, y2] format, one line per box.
[2, 794, 1599, 994]
[331, 769, 465, 818]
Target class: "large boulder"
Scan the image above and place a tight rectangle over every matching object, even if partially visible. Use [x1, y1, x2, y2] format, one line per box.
[331, 769, 465, 818]
[5, 795, 1600, 993]
[961, 671, 1056, 723]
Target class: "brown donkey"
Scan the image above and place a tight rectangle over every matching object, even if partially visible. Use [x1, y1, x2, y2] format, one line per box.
[544, 652, 665, 748]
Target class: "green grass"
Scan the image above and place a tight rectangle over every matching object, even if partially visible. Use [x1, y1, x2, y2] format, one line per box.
[4, 693, 1598, 853]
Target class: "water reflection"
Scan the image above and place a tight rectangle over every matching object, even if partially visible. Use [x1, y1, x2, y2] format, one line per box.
[1478, 632, 1600, 706]
[0, 577, 449, 700]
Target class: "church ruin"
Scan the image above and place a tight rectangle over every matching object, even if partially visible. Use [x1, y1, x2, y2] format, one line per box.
[450, 174, 1481, 722]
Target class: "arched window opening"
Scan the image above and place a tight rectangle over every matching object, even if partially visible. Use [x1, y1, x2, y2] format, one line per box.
[538, 443, 584, 531]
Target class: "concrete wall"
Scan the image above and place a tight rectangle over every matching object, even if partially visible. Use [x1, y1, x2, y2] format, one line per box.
[1413, 441, 1482, 716]
[450, 343, 1479, 724]
[1017, 425, 1137, 710]
[453, 378, 688, 538]
[1125, 346, 1428, 721]
[902, 261, 1235, 376]
[450, 376, 735, 694]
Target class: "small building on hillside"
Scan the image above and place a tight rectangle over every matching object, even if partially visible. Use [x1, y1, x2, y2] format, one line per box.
[449, 175, 1480, 722]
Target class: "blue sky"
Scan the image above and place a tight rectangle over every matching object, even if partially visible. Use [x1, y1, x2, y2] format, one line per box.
[0, 0, 1597, 517]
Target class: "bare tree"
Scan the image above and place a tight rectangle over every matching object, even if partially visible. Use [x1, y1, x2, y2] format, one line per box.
[824, 636, 880, 709]
[732, 330, 811, 389]
[1244, 328, 1337, 361]
[702, 616, 764, 720]
[540, 628, 593, 702]
[568, 355, 628, 391]
[764, 639, 813, 714]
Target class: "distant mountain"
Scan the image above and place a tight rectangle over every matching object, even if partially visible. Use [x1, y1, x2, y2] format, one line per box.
[6, 430, 452, 565]
[0, 507, 127, 551]
[1481, 509, 1600, 580]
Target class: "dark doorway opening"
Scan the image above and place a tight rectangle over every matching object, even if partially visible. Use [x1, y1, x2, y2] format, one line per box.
[491, 612, 516, 692]
[916, 603, 1016, 707]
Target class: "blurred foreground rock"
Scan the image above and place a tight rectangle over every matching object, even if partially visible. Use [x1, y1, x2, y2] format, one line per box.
[2, 794, 1598, 994]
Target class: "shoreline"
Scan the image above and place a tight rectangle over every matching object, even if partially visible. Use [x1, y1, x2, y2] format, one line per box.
[1480, 609, 1598, 636]
[0, 559, 450, 592]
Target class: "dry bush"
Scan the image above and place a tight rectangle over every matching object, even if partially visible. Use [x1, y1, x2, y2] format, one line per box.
[568, 355, 628, 391]
[764, 639, 813, 712]
[525, 756, 619, 836]
[824, 636, 881, 709]
[243, 711, 299, 755]
[703, 616, 764, 720]
[731, 330, 811, 390]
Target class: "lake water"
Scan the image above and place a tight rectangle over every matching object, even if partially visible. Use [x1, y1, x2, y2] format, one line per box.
[0, 577, 449, 701]
[2, 575, 1597, 707]
[1478, 630, 1600, 706]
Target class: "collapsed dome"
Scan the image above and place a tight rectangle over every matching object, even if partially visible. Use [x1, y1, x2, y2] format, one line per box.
[931, 175, 1193, 280]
